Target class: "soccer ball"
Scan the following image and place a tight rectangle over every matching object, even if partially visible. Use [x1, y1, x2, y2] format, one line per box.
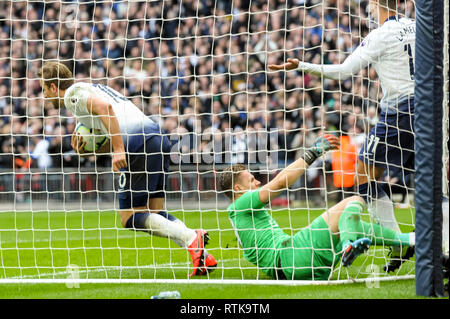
[74, 122, 108, 153]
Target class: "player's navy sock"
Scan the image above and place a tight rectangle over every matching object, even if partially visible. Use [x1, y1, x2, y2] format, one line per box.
[157, 211, 178, 222]
[125, 212, 149, 231]
[125, 211, 179, 229]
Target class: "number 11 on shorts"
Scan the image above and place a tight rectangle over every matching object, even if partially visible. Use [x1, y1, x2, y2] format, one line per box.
[367, 135, 380, 154]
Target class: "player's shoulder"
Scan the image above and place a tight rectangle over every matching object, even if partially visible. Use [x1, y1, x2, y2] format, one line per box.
[381, 15, 415, 32]
[65, 82, 91, 98]
[364, 16, 415, 46]
[393, 15, 415, 25]
[381, 16, 416, 44]
[361, 24, 385, 47]
[64, 82, 92, 108]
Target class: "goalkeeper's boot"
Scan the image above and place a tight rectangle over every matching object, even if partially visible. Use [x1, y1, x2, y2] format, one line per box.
[383, 245, 415, 273]
[188, 229, 210, 277]
[341, 238, 372, 267]
[196, 252, 218, 276]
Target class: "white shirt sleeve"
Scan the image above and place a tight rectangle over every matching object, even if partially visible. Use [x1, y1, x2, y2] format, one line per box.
[64, 85, 92, 114]
[297, 30, 384, 80]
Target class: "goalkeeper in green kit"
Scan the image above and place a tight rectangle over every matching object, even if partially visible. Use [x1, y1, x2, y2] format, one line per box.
[219, 134, 415, 280]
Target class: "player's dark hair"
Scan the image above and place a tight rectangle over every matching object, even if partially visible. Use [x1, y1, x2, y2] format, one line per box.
[219, 164, 247, 200]
[38, 61, 74, 90]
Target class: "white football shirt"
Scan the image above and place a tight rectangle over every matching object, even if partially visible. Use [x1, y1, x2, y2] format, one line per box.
[64, 82, 159, 151]
[298, 15, 415, 114]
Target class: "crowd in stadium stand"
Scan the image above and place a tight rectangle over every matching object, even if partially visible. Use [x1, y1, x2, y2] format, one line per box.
[0, 0, 415, 175]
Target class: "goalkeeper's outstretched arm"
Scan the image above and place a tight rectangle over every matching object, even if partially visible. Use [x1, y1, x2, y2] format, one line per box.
[258, 134, 339, 204]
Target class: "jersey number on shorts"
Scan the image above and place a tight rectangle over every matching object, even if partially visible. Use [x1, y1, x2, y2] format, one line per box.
[367, 135, 380, 154]
[119, 172, 127, 190]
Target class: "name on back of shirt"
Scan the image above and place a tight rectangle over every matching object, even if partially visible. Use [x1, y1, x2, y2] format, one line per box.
[396, 25, 415, 42]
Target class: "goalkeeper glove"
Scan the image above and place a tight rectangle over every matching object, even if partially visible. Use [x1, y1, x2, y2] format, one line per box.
[303, 134, 339, 165]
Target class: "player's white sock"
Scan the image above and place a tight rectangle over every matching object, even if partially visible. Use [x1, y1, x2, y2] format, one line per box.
[145, 213, 197, 248]
[359, 181, 401, 231]
[409, 232, 415, 247]
[367, 193, 403, 256]
[367, 194, 401, 232]
[127, 212, 197, 248]
[443, 197, 449, 254]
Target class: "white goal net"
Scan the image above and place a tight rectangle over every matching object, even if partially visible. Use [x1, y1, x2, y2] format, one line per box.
[0, 0, 419, 284]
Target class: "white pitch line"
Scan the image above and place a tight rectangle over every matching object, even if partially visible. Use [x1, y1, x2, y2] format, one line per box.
[0, 275, 415, 286]
[3, 258, 243, 280]
[0, 232, 149, 244]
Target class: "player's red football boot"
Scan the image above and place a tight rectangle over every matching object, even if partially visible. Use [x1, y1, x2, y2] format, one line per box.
[196, 252, 218, 276]
[188, 229, 210, 276]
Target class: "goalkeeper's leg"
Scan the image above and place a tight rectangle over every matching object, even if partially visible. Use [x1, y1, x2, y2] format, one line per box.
[337, 199, 414, 267]
[322, 196, 414, 267]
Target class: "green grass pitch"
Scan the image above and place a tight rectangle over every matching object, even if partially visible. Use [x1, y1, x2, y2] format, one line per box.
[0, 207, 421, 299]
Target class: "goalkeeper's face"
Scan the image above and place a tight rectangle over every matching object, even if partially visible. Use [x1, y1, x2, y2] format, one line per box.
[234, 170, 261, 194]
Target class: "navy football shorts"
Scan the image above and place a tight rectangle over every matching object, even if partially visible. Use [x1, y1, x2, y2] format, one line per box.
[358, 99, 415, 174]
[118, 134, 171, 210]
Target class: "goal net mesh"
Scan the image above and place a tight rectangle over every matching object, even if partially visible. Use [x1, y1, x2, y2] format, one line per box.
[0, 0, 421, 283]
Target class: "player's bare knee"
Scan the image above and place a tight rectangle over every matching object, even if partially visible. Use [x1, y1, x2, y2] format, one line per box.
[345, 195, 365, 206]
[120, 212, 132, 228]
[349, 195, 363, 202]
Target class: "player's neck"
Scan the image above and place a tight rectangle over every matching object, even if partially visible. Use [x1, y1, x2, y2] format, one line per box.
[233, 193, 243, 202]
[379, 10, 397, 25]
[57, 89, 66, 108]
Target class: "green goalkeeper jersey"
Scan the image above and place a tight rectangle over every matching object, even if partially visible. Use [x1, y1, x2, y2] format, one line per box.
[227, 189, 291, 278]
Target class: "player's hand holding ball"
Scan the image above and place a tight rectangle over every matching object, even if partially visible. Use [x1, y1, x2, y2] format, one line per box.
[71, 132, 86, 154]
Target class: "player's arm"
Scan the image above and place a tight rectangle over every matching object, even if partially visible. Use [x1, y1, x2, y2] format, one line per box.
[268, 51, 369, 80]
[86, 95, 127, 172]
[267, 34, 380, 80]
[258, 134, 339, 204]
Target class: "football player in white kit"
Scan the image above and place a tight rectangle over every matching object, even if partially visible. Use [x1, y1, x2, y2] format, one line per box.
[38, 61, 217, 276]
[269, 0, 448, 272]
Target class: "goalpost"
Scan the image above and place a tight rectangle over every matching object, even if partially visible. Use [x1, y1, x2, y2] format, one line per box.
[414, 0, 448, 297]
[0, 0, 444, 288]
